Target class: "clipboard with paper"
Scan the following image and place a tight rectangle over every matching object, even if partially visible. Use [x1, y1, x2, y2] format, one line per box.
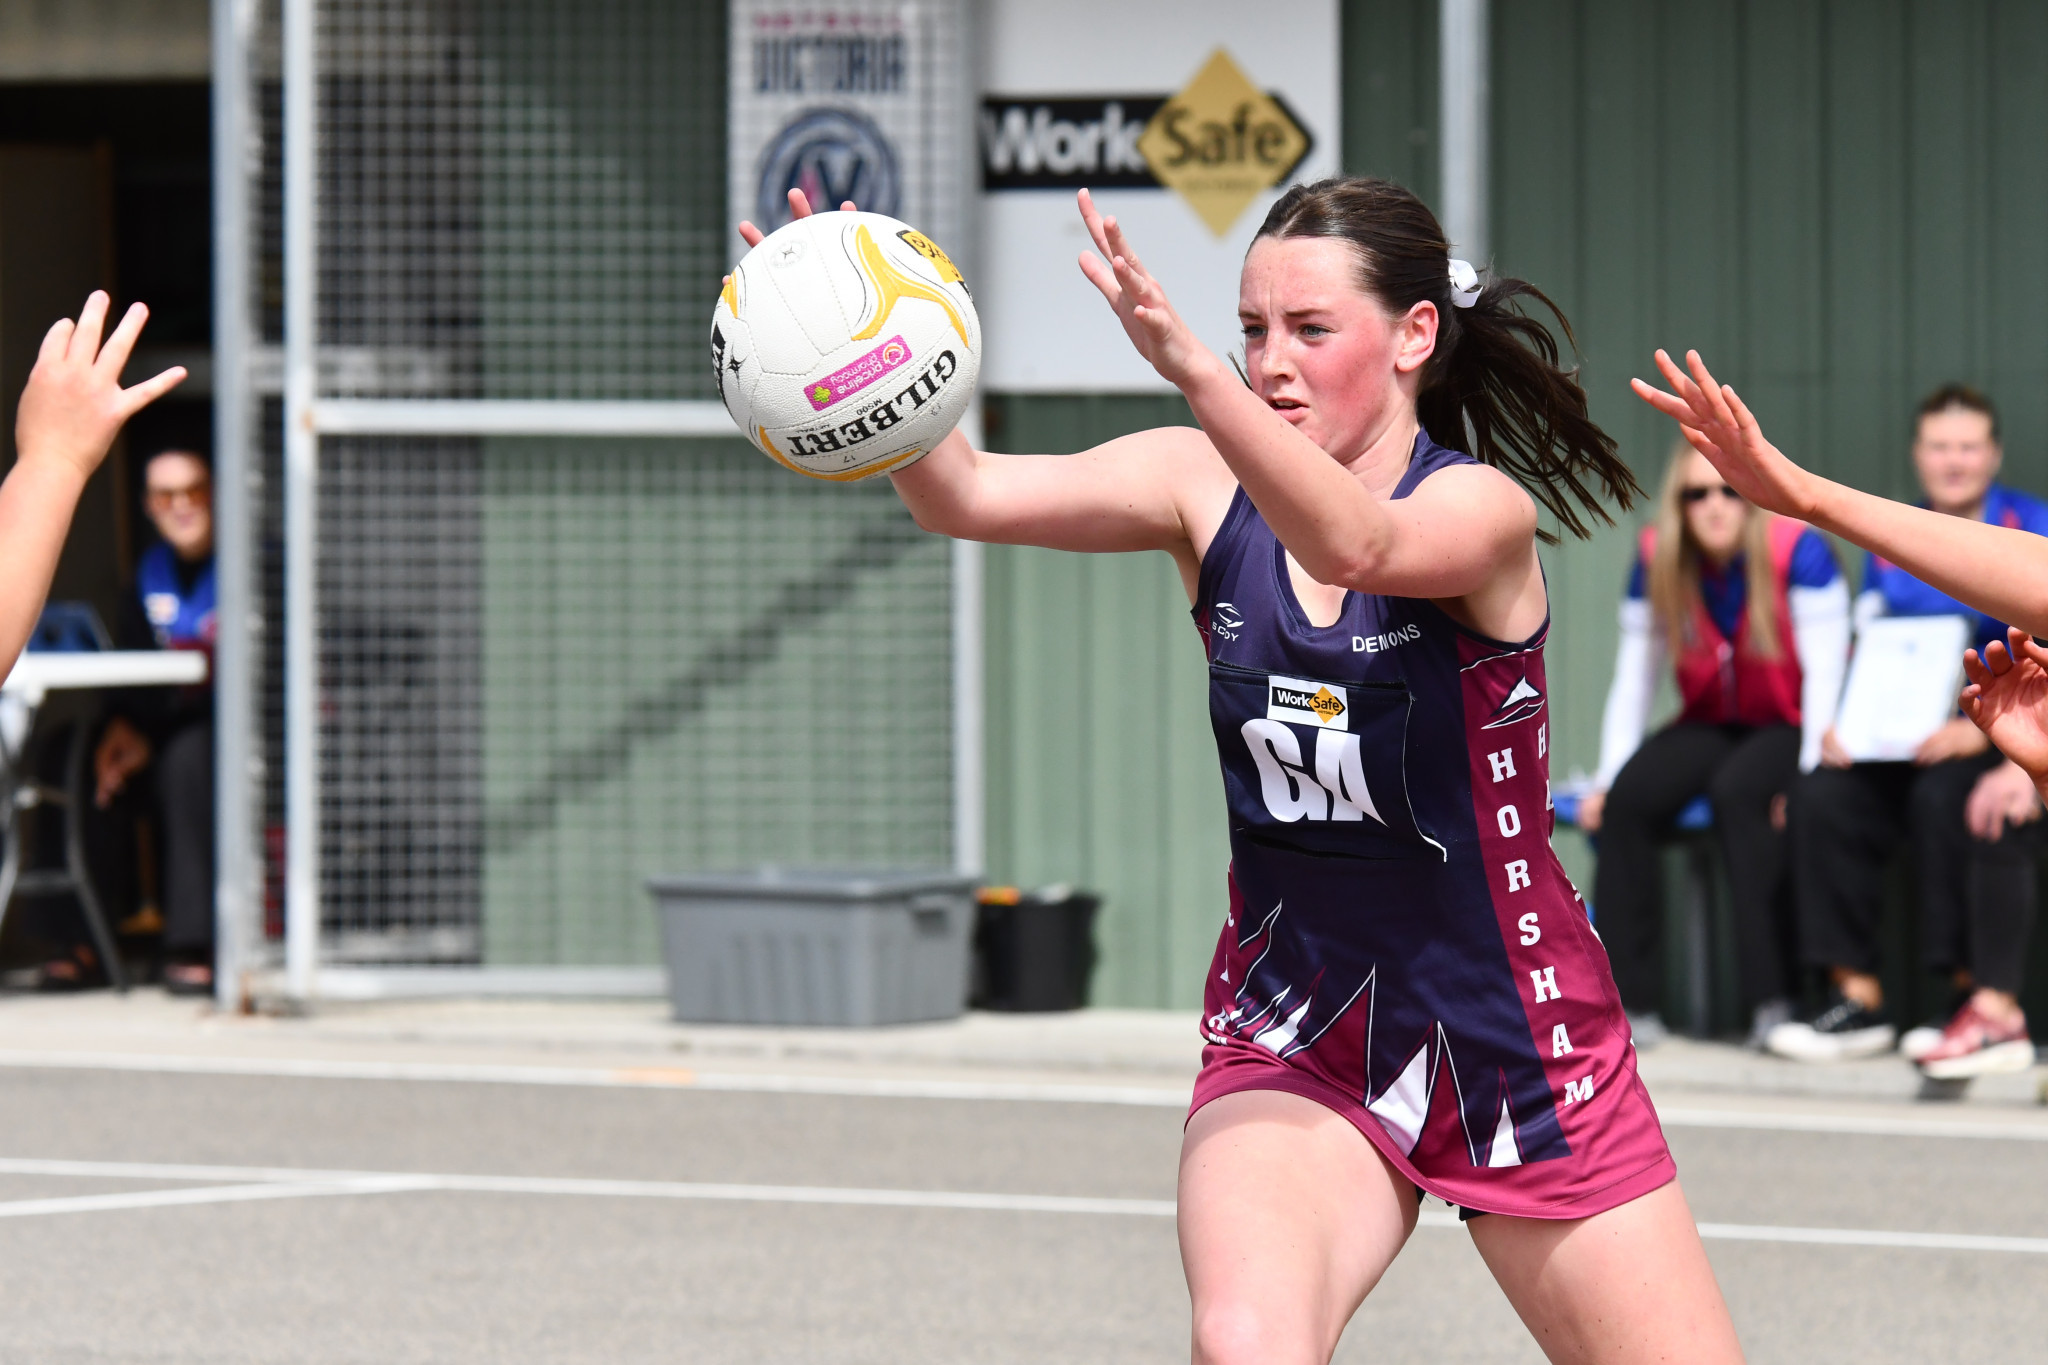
[1833, 615, 1972, 761]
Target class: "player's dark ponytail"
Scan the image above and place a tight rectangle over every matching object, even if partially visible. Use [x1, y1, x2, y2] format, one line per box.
[1254, 177, 1639, 540]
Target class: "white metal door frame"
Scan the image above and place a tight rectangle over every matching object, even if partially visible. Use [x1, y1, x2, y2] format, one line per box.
[264, 0, 983, 1002]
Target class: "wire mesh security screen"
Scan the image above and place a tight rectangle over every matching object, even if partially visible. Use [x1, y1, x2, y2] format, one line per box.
[275, 0, 957, 967]
[479, 440, 951, 965]
[318, 0, 726, 401]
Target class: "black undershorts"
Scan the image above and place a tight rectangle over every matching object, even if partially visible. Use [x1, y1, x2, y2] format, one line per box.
[1415, 1185, 1486, 1222]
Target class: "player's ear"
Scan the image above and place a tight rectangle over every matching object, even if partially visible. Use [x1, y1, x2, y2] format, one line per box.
[1392, 300, 1438, 375]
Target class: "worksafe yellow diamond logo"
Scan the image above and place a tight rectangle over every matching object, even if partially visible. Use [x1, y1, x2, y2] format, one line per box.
[1308, 687, 1345, 724]
[1137, 48, 1313, 237]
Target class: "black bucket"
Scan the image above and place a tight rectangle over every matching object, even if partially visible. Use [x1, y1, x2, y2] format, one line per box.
[971, 886, 1099, 1012]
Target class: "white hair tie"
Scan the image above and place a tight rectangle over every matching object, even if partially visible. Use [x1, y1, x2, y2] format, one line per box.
[1448, 258, 1482, 308]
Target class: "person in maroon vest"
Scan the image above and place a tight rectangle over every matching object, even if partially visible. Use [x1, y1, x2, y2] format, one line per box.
[1578, 442, 1848, 1047]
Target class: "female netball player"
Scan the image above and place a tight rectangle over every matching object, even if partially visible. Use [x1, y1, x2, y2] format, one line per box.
[0, 292, 185, 672]
[1635, 350, 2048, 800]
[741, 183, 1743, 1363]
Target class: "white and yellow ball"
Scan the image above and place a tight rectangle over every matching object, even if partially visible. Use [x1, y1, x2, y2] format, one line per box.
[711, 211, 979, 481]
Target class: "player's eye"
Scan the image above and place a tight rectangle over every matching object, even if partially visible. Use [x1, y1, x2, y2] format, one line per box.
[1241, 323, 1266, 340]
[1299, 323, 1330, 338]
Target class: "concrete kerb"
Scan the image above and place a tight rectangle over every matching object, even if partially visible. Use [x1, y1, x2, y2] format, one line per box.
[0, 989, 2040, 1107]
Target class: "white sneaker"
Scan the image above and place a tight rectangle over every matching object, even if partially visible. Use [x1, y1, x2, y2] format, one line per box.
[1899, 1023, 1945, 1062]
[1765, 996, 1896, 1062]
[1901, 989, 1978, 1061]
[1746, 998, 1794, 1052]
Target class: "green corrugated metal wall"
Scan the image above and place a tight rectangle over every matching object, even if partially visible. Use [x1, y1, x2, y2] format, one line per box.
[980, 396, 1226, 1008]
[982, 0, 2048, 1007]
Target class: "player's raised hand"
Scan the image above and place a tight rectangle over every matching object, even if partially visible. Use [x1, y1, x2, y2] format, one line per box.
[736, 189, 859, 249]
[1075, 189, 1211, 388]
[1961, 628, 2048, 791]
[15, 292, 185, 483]
[1630, 349, 1817, 520]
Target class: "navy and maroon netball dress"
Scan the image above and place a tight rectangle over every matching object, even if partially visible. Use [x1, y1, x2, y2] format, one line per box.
[1189, 432, 1676, 1219]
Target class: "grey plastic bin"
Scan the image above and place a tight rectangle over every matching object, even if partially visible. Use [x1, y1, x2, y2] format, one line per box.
[647, 869, 977, 1026]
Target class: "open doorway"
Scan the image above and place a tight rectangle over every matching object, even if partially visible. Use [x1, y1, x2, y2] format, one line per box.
[0, 81, 211, 981]
[0, 82, 211, 631]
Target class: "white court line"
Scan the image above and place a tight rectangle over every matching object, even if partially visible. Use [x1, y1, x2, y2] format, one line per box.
[1693, 1221, 2048, 1256]
[0, 1158, 1173, 1220]
[2, 1049, 2046, 1143]
[0, 1156, 2043, 1254]
[0, 1049, 1190, 1107]
[1655, 1106, 2048, 1142]
[423, 1174, 1177, 1218]
[0, 1176, 433, 1220]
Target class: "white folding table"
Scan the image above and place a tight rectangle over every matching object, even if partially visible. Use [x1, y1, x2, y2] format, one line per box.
[0, 650, 210, 989]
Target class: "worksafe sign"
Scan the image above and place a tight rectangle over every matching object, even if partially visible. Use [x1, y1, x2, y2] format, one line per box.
[980, 97, 1166, 190]
[1136, 50, 1314, 236]
[979, 50, 1314, 232]
[978, 0, 1338, 391]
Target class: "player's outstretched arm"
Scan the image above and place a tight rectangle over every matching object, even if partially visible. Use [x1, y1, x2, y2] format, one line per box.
[0, 293, 185, 673]
[1961, 630, 2048, 796]
[735, 190, 1233, 568]
[1633, 347, 2048, 639]
[1072, 190, 1533, 599]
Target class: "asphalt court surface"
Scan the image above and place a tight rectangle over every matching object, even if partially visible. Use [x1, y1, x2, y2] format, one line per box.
[1, 1065, 2044, 1363]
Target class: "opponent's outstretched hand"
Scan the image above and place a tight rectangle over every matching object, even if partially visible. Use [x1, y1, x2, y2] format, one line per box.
[1074, 189, 1212, 389]
[16, 292, 185, 482]
[735, 188, 858, 250]
[1961, 628, 2048, 791]
[2, 291, 185, 675]
[1630, 349, 1817, 520]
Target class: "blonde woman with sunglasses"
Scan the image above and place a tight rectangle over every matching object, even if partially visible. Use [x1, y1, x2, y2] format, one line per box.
[1577, 441, 1848, 1049]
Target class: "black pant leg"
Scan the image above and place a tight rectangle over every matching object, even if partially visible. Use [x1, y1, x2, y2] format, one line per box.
[1704, 724, 1801, 1009]
[154, 718, 215, 957]
[1909, 752, 2004, 978]
[1971, 828, 2040, 998]
[1790, 763, 1911, 976]
[1950, 764, 2044, 999]
[1593, 723, 1739, 1014]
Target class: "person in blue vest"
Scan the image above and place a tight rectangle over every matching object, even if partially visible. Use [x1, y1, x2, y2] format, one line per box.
[94, 443, 216, 994]
[1763, 385, 2044, 1072]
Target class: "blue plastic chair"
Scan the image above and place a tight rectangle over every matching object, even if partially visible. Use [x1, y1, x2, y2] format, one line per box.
[26, 602, 112, 654]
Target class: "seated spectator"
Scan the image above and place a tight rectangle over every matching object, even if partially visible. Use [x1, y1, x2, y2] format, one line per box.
[1580, 440, 1848, 1047]
[93, 443, 216, 995]
[1770, 385, 2041, 1072]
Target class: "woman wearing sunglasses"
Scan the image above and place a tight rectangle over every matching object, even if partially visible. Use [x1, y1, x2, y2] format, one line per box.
[1577, 441, 1847, 1048]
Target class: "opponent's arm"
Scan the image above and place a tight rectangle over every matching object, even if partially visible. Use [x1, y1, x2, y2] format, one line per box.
[0, 294, 185, 673]
[1076, 194, 1534, 599]
[1633, 348, 2048, 639]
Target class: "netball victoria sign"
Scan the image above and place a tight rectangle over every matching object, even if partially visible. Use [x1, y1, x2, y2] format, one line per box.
[727, 2, 969, 265]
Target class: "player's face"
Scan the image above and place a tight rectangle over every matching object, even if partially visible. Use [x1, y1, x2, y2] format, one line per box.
[1677, 450, 1748, 562]
[1913, 408, 2000, 517]
[1238, 236, 1437, 461]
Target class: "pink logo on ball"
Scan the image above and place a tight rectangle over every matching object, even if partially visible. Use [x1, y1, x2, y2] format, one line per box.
[804, 335, 913, 411]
